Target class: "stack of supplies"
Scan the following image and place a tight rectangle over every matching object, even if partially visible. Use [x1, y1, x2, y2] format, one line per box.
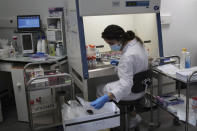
[176, 66, 197, 82]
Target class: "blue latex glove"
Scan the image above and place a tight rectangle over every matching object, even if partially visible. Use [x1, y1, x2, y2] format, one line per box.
[110, 60, 119, 66]
[91, 94, 110, 109]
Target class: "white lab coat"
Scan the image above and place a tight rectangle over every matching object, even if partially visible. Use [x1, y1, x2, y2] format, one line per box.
[97, 38, 148, 102]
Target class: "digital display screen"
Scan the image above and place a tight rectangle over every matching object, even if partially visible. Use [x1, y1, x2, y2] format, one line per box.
[17, 15, 40, 31]
[22, 34, 33, 50]
[126, 1, 149, 7]
[126, 2, 137, 6]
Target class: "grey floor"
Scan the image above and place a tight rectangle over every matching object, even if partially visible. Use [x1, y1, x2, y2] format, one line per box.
[0, 103, 59, 131]
[1, 86, 197, 131]
[0, 103, 197, 131]
[139, 110, 197, 131]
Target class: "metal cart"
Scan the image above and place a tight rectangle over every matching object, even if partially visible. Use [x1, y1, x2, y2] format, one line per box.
[24, 62, 74, 130]
[148, 56, 197, 131]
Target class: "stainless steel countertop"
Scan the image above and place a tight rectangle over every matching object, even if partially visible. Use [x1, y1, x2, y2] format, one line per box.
[0, 55, 67, 64]
[88, 62, 117, 78]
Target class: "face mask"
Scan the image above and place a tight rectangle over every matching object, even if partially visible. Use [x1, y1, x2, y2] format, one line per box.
[110, 43, 122, 51]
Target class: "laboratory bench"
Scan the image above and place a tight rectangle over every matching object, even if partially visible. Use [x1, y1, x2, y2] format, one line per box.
[0, 55, 68, 122]
[88, 61, 116, 78]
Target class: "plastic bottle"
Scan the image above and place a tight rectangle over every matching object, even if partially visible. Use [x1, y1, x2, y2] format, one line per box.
[41, 36, 47, 54]
[180, 48, 187, 69]
[49, 43, 55, 56]
[37, 36, 42, 53]
[92, 56, 97, 68]
[9, 42, 15, 57]
[95, 48, 101, 62]
[86, 45, 90, 57]
[89, 45, 96, 57]
[57, 20, 61, 29]
[12, 36, 18, 53]
[59, 44, 63, 56]
[87, 56, 91, 68]
[185, 52, 191, 68]
[56, 43, 60, 56]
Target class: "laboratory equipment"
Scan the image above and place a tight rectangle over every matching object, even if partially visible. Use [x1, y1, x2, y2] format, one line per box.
[17, 15, 41, 32]
[21, 33, 34, 54]
[49, 43, 56, 56]
[41, 36, 47, 54]
[48, 7, 64, 17]
[24, 63, 73, 130]
[9, 42, 15, 57]
[56, 43, 61, 56]
[37, 36, 42, 53]
[65, 0, 163, 100]
[185, 52, 191, 68]
[180, 48, 187, 69]
[12, 36, 19, 53]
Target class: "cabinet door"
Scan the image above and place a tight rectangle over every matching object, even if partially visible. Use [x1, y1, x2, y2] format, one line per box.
[11, 68, 29, 122]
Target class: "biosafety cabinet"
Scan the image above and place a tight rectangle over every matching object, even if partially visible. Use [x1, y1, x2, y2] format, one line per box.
[65, 0, 164, 100]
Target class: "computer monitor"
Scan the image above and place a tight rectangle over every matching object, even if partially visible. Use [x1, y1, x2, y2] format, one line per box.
[21, 33, 34, 54]
[17, 15, 41, 32]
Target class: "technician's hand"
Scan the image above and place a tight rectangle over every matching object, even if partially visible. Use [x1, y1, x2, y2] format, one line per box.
[90, 94, 109, 109]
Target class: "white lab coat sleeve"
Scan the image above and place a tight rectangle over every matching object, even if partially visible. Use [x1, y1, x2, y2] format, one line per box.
[105, 54, 134, 102]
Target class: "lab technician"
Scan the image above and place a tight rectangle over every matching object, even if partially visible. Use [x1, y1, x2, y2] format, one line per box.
[91, 25, 148, 109]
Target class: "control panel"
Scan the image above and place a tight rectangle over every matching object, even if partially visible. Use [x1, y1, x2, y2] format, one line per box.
[126, 1, 150, 7]
[79, 0, 161, 16]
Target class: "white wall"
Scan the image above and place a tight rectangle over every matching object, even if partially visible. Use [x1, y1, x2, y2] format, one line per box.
[83, 14, 135, 52]
[133, 13, 159, 58]
[161, 0, 197, 66]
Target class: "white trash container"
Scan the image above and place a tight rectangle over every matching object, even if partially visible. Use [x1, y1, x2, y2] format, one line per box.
[62, 101, 120, 131]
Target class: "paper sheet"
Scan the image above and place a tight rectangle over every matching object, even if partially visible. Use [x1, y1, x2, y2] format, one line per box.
[157, 64, 180, 75]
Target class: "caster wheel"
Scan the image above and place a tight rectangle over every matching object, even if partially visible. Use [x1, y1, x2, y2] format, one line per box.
[173, 118, 181, 126]
[134, 126, 140, 131]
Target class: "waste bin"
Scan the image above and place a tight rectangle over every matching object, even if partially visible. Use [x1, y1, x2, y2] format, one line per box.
[62, 98, 120, 131]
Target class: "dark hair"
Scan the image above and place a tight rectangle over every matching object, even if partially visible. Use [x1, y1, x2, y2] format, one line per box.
[102, 25, 143, 46]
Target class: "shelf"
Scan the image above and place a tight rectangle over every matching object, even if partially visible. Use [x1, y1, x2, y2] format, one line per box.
[47, 17, 62, 19]
[33, 122, 62, 130]
[47, 29, 62, 31]
[147, 93, 197, 126]
[47, 40, 63, 43]
[46, 13, 65, 56]
[27, 80, 72, 91]
[32, 107, 57, 115]
[57, 40, 63, 43]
